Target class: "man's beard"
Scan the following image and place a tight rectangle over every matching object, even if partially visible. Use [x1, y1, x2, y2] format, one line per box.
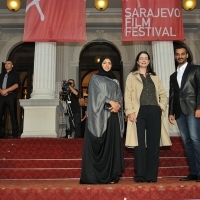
[177, 59, 186, 64]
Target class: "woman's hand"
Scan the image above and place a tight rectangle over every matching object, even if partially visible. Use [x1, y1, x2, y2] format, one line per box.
[168, 115, 175, 124]
[128, 113, 137, 122]
[109, 100, 121, 113]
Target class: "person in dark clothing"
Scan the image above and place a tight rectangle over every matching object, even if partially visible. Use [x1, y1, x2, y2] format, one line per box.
[0, 60, 21, 138]
[79, 98, 87, 138]
[168, 45, 200, 182]
[60, 79, 81, 138]
[80, 56, 125, 184]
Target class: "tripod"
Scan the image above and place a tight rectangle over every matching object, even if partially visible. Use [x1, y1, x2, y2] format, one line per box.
[64, 93, 75, 138]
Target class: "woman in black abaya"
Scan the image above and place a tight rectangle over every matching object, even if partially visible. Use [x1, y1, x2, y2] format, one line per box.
[80, 56, 125, 184]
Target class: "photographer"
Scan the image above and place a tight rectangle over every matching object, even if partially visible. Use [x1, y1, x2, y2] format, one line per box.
[60, 79, 81, 138]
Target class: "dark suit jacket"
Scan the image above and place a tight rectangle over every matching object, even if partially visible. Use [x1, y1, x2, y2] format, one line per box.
[0, 70, 21, 95]
[169, 64, 200, 119]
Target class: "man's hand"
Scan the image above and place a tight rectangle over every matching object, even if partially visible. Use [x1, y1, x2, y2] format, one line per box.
[195, 109, 200, 118]
[168, 115, 175, 124]
[0, 89, 8, 96]
[68, 85, 78, 96]
[1, 84, 18, 96]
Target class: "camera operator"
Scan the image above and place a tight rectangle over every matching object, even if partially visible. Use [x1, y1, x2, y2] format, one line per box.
[60, 79, 81, 138]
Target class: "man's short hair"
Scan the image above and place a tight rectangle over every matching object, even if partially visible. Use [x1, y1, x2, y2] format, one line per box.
[174, 45, 188, 54]
[5, 60, 13, 65]
[68, 79, 74, 82]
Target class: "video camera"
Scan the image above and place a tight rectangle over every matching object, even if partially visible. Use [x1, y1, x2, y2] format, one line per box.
[60, 80, 72, 101]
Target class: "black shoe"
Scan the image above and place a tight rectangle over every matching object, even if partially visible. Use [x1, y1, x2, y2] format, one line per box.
[196, 175, 200, 182]
[135, 180, 144, 183]
[180, 174, 198, 181]
[147, 180, 157, 183]
[134, 176, 146, 183]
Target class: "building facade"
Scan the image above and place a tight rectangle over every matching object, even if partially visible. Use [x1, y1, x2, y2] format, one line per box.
[0, 6, 200, 137]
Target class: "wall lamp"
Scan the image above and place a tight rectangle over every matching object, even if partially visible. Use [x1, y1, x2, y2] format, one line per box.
[7, 0, 21, 12]
[94, 0, 108, 11]
[182, 0, 197, 11]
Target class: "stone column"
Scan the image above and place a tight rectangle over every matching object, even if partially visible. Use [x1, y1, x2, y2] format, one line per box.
[31, 42, 56, 99]
[56, 44, 68, 137]
[133, 42, 152, 61]
[152, 41, 175, 93]
[20, 42, 63, 138]
[152, 41, 180, 136]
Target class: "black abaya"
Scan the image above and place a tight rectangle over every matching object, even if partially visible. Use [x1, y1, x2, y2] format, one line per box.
[80, 113, 124, 184]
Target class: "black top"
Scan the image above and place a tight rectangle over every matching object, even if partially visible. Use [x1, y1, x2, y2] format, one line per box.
[140, 74, 158, 106]
[68, 90, 80, 114]
[0, 70, 21, 94]
[80, 105, 87, 119]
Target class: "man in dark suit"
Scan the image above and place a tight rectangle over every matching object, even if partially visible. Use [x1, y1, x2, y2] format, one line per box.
[0, 60, 21, 138]
[168, 45, 200, 182]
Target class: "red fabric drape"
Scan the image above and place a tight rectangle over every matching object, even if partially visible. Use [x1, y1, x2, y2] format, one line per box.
[122, 0, 185, 41]
[23, 0, 86, 42]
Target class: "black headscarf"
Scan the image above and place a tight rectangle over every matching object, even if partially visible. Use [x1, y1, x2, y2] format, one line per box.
[97, 56, 115, 79]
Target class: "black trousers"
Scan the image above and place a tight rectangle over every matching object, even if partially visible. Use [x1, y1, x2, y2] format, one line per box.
[0, 94, 19, 138]
[68, 112, 81, 138]
[134, 105, 161, 182]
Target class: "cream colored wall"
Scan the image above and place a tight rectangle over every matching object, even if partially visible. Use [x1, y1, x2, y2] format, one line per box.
[0, 34, 23, 71]
[62, 30, 152, 93]
[184, 32, 200, 65]
[1, 30, 197, 97]
[0, 13, 200, 96]
[0, 24, 200, 102]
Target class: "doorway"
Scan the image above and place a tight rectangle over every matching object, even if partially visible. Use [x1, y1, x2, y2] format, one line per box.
[79, 40, 124, 97]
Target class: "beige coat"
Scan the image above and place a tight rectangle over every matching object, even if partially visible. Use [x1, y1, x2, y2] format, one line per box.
[124, 71, 172, 148]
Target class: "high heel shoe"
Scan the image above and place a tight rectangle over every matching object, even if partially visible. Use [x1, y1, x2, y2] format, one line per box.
[110, 176, 120, 184]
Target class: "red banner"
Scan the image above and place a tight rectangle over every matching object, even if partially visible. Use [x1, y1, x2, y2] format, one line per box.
[122, 0, 185, 41]
[23, 0, 86, 42]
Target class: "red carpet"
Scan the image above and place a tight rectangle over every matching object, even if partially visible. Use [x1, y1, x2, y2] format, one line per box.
[0, 137, 199, 199]
[0, 137, 188, 179]
[0, 178, 200, 200]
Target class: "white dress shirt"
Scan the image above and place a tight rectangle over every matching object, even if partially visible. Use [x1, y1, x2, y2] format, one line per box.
[177, 62, 187, 88]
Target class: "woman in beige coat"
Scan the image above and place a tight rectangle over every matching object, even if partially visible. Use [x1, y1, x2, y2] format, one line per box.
[124, 51, 171, 183]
